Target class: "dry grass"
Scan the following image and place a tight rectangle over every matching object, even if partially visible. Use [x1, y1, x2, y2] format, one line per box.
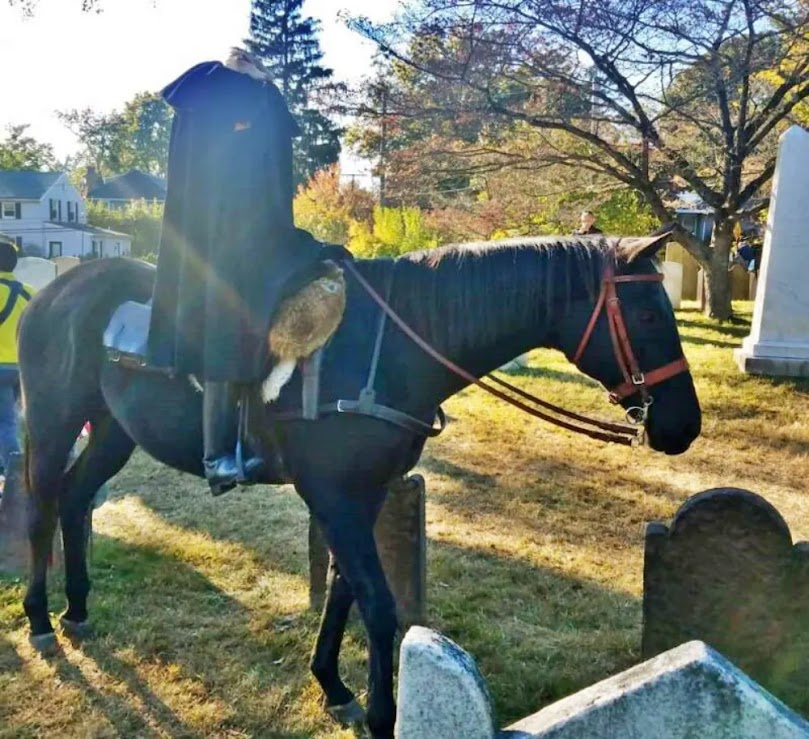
[2, 302, 809, 737]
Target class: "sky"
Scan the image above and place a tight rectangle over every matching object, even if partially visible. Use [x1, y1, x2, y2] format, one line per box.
[0, 0, 400, 172]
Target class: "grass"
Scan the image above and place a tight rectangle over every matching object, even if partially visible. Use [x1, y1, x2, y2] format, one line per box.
[2, 301, 809, 737]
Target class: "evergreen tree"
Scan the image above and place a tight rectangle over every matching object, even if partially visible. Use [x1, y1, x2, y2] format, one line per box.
[247, 0, 343, 184]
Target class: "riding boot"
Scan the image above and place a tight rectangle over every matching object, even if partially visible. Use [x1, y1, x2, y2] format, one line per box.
[203, 382, 267, 496]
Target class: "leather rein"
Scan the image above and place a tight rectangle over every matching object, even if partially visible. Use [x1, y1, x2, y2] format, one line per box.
[342, 255, 689, 447]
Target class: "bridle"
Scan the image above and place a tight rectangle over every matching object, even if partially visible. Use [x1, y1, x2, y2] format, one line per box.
[340, 254, 690, 447]
[571, 259, 690, 426]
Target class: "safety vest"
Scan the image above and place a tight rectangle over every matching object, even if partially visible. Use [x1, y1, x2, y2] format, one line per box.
[0, 271, 34, 365]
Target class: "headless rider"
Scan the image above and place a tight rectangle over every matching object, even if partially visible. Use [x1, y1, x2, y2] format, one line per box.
[148, 49, 348, 496]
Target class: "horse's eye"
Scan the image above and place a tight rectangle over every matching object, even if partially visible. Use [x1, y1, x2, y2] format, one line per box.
[639, 310, 657, 324]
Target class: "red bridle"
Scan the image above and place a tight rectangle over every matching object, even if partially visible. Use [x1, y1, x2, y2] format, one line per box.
[572, 260, 690, 413]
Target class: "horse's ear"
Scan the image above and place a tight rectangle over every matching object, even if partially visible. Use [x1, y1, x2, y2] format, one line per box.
[616, 228, 673, 263]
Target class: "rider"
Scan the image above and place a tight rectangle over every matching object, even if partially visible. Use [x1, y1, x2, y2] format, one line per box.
[148, 49, 348, 496]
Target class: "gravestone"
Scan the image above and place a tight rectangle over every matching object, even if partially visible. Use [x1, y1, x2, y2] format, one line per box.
[736, 125, 809, 376]
[14, 257, 57, 291]
[660, 261, 683, 310]
[502, 641, 809, 738]
[53, 256, 80, 276]
[0, 453, 62, 576]
[396, 626, 496, 739]
[309, 474, 427, 626]
[642, 488, 809, 714]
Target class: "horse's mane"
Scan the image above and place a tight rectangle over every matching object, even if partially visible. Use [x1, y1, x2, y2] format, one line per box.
[355, 236, 613, 356]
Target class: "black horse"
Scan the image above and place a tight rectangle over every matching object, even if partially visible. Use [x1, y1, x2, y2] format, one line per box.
[18, 233, 700, 738]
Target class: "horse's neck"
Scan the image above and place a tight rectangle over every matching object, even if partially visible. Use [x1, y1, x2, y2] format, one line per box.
[386, 248, 569, 403]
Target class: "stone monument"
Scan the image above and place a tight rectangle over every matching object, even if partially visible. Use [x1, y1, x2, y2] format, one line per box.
[14, 257, 57, 291]
[736, 125, 809, 376]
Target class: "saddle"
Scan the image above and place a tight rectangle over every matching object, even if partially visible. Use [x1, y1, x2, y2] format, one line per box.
[102, 262, 348, 419]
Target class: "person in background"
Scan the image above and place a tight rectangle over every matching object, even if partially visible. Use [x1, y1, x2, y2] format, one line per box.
[574, 210, 603, 235]
[0, 240, 34, 476]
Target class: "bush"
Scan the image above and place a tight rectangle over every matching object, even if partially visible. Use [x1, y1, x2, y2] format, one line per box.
[87, 199, 163, 259]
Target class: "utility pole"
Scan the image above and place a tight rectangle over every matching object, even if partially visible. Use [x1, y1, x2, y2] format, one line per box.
[379, 82, 389, 208]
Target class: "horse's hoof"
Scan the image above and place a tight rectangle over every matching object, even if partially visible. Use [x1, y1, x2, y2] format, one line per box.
[326, 699, 366, 727]
[60, 617, 92, 640]
[29, 632, 58, 654]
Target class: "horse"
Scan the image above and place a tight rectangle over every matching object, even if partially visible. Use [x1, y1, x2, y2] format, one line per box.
[18, 232, 701, 739]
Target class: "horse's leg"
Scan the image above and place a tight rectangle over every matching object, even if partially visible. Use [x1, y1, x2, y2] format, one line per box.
[60, 416, 135, 635]
[22, 425, 80, 647]
[311, 553, 365, 724]
[307, 489, 397, 739]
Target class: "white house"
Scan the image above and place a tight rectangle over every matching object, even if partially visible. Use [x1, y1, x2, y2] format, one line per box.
[0, 170, 132, 259]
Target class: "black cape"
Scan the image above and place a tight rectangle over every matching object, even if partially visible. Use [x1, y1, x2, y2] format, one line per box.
[148, 61, 342, 381]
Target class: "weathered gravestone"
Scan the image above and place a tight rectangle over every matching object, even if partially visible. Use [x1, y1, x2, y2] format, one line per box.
[393, 627, 809, 738]
[396, 626, 496, 739]
[14, 257, 57, 291]
[309, 474, 426, 627]
[642, 487, 809, 715]
[736, 125, 809, 377]
[501, 640, 809, 739]
[0, 453, 62, 576]
[53, 256, 80, 276]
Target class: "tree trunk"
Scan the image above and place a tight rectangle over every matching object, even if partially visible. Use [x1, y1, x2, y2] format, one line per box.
[703, 219, 734, 320]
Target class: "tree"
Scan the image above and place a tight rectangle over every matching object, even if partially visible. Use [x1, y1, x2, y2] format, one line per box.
[247, 0, 343, 183]
[58, 92, 171, 177]
[354, 0, 809, 319]
[87, 199, 163, 260]
[294, 164, 375, 244]
[0, 125, 57, 170]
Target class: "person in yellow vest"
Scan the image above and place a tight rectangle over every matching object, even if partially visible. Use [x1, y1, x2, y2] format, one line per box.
[0, 240, 34, 474]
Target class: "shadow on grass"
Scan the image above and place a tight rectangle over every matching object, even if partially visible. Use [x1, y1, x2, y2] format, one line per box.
[680, 334, 740, 350]
[426, 538, 642, 725]
[3, 533, 320, 738]
[677, 318, 751, 338]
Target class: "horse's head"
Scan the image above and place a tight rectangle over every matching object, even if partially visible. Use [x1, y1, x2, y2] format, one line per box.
[554, 231, 701, 455]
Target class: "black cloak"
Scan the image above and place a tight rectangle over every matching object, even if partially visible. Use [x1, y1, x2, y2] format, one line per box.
[148, 61, 341, 381]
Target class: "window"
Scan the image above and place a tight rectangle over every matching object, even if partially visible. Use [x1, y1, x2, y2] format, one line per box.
[1, 202, 16, 219]
[67, 202, 74, 222]
[115, 241, 121, 256]
[48, 241, 63, 258]
[58, 201, 62, 221]
[49, 199, 57, 220]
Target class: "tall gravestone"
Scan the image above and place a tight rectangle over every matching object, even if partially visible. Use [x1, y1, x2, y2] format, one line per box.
[642, 488, 809, 715]
[736, 125, 809, 376]
[309, 474, 427, 627]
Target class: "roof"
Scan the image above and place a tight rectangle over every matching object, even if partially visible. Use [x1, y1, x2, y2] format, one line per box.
[46, 222, 131, 239]
[88, 169, 167, 201]
[0, 171, 62, 200]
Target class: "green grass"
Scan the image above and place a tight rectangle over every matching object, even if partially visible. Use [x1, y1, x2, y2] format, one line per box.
[2, 302, 808, 736]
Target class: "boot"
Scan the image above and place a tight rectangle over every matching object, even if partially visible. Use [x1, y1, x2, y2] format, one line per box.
[203, 382, 265, 496]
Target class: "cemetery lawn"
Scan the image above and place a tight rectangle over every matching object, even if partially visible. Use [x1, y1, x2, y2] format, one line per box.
[2, 302, 808, 737]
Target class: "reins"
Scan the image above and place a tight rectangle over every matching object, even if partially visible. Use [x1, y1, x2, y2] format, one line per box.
[342, 252, 689, 447]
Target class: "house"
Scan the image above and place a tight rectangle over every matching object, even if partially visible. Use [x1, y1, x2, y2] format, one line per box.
[0, 170, 132, 259]
[87, 167, 166, 209]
